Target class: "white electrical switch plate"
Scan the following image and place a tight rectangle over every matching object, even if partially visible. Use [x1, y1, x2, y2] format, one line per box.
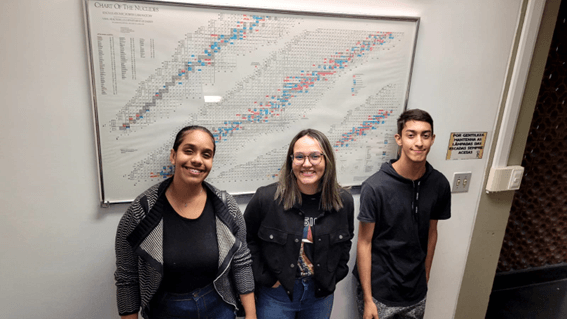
[452, 172, 472, 193]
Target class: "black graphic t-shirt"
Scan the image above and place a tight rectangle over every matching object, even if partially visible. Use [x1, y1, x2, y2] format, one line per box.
[297, 192, 322, 277]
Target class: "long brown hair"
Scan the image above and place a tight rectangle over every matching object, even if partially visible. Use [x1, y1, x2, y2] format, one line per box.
[275, 129, 343, 211]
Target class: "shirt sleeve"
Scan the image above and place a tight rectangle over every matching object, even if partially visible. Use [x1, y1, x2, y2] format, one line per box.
[357, 181, 380, 224]
[115, 203, 142, 316]
[227, 193, 255, 295]
[431, 177, 451, 220]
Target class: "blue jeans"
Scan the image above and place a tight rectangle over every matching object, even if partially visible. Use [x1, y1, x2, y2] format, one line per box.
[256, 277, 334, 319]
[148, 284, 235, 319]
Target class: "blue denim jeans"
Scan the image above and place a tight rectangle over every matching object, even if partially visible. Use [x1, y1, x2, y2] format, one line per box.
[256, 277, 334, 319]
[148, 284, 235, 319]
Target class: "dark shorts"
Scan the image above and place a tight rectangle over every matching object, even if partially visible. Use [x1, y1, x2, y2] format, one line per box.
[355, 281, 426, 319]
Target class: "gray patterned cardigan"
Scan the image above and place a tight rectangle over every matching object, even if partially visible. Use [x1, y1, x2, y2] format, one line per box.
[115, 178, 255, 318]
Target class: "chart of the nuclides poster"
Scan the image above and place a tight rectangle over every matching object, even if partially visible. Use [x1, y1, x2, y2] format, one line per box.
[84, 0, 419, 204]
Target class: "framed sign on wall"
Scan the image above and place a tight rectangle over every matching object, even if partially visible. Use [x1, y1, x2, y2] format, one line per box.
[83, 0, 419, 205]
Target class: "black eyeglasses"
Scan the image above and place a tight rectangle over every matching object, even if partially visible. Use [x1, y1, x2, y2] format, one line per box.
[291, 152, 325, 165]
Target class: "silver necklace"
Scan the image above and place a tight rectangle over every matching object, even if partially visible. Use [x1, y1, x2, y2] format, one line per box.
[183, 187, 203, 207]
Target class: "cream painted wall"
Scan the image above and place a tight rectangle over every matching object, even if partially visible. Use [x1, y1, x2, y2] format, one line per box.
[0, 0, 526, 318]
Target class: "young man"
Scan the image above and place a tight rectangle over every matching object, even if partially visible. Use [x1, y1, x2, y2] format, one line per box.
[354, 109, 451, 319]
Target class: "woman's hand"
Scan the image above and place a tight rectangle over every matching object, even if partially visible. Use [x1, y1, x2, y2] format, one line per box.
[240, 292, 256, 319]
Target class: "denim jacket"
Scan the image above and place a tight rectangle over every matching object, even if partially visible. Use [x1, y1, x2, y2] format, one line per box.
[244, 183, 354, 300]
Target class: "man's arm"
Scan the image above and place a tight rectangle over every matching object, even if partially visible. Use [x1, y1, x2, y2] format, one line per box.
[425, 220, 438, 283]
[357, 221, 379, 319]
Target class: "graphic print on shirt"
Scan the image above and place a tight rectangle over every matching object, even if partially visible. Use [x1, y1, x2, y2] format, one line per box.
[298, 216, 316, 277]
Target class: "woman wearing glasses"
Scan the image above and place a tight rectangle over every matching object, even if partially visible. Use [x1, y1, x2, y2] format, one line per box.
[244, 129, 354, 319]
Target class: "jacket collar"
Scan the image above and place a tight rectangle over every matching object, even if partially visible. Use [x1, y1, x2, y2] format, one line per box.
[126, 178, 239, 274]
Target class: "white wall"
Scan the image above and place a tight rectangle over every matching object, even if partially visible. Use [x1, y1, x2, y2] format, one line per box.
[0, 0, 524, 318]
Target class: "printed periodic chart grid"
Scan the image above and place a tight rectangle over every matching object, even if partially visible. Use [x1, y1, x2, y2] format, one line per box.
[83, 0, 419, 205]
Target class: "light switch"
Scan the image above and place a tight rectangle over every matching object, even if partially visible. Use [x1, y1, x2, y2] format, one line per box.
[452, 172, 472, 193]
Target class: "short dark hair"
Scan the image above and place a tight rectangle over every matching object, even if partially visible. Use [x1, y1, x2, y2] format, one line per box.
[275, 129, 343, 211]
[172, 125, 216, 155]
[397, 109, 434, 135]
